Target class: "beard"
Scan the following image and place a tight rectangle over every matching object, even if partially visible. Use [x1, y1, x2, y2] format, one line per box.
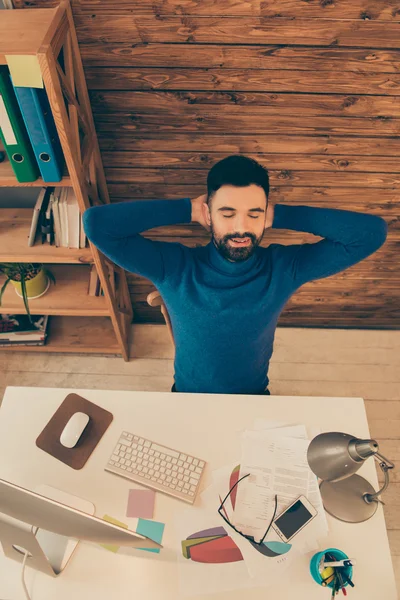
[210, 223, 264, 263]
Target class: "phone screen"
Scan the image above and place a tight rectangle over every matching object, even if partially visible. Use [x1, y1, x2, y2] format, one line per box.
[274, 499, 313, 539]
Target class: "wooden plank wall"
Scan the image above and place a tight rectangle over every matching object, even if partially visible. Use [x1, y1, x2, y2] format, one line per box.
[14, 0, 400, 327]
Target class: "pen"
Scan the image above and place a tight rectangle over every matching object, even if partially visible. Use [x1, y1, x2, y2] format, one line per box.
[336, 570, 347, 596]
[323, 559, 355, 568]
[337, 568, 355, 588]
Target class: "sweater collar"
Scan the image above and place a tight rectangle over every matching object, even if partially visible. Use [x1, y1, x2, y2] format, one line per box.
[207, 239, 258, 276]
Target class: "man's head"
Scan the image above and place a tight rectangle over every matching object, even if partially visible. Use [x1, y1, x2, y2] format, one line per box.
[202, 155, 270, 263]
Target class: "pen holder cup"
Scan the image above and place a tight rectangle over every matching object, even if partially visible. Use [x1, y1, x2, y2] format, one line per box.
[310, 548, 353, 589]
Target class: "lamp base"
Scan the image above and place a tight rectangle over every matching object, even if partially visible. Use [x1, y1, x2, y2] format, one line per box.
[320, 474, 379, 523]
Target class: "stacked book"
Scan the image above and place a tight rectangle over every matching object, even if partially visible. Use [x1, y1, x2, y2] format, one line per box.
[87, 265, 115, 297]
[28, 186, 87, 249]
[0, 314, 49, 347]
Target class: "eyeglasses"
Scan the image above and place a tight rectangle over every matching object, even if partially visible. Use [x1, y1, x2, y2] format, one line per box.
[217, 472, 278, 546]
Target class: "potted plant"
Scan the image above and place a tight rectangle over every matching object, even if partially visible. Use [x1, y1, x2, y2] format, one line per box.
[0, 263, 55, 324]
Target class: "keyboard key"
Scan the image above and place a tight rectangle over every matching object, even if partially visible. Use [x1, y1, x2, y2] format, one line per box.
[183, 476, 189, 483]
[190, 484, 197, 492]
[195, 467, 202, 474]
[189, 465, 195, 472]
[151, 443, 180, 459]
[184, 483, 190, 490]
[199, 461, 205, 468]
[127, 467, 132, 472]
[177, 460, 183, 467]
[172, 458, 178, 464]
[189, 491, 194, 496]
[177, 474, 183, 480]
[144, 441, 151, 447]
[183, 462, 189, 469]
[193, 459, 199, 466]
[189, 478, 198, 486]
[121, 465, 126, 470]
[111, 455, 119, 462]
[187, 457, 193, 464]
[180, 454, 187, 461]
[191, 472, 200, 480]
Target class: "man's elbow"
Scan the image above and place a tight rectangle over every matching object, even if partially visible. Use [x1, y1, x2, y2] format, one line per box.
[372, 217, 388, 250]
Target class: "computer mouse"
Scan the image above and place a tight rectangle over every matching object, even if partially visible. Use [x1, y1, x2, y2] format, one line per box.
[60, 412, 90, 448]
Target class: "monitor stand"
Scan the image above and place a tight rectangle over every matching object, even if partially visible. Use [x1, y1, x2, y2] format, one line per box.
[0, 484, 95, 577]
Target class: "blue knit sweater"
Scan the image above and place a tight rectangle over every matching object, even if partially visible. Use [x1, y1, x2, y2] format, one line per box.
[83, 199, 388, 394]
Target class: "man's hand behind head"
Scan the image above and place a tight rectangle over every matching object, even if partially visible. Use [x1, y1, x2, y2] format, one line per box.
[191, 194, 211, 232]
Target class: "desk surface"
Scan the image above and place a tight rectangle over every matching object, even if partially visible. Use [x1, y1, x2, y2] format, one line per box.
[0, 386, 397, 600]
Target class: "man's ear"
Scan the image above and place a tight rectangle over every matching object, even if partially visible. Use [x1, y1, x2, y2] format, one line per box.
[203, 202, 211, 227]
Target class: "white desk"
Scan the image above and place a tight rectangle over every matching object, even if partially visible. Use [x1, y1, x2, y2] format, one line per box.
[0, 386, 397, 599]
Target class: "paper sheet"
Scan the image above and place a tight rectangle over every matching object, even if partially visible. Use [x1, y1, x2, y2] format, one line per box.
[6, 55, 44, 88]
[233, 433, 311, 541]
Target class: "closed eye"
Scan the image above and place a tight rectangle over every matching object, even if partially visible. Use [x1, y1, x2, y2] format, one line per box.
[223, 215, 259, 219]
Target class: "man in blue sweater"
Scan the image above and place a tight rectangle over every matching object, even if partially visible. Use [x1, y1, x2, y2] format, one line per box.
[83, 155, 388, 396]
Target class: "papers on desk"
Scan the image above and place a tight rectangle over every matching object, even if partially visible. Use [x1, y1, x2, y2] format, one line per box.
[174, 419, 329, 597]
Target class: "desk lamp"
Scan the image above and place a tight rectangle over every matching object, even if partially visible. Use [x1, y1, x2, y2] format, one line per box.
[307, 432, 395, 523]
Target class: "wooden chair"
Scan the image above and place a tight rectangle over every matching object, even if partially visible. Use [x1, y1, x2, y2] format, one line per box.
[147, 290, 175, 347]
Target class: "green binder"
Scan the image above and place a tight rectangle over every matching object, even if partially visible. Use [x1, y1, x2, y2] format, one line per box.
[0, 66, 40, 182]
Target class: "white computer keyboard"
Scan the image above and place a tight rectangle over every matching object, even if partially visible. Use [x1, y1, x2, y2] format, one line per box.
[105, 431, 207, 504]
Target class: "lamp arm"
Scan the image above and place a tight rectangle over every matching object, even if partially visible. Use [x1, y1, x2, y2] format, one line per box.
[363, 453, 394, 504]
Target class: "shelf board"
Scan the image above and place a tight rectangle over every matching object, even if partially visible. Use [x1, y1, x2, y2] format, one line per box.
[0, 264, 109, 316]
[0, 6, 60, 65]
[0, 209, 93, 264]
[0, 157, 71, 187]
[0, 316, 121, 354]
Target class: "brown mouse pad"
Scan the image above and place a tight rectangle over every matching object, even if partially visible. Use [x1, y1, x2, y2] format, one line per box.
[36, 393, 113, 470]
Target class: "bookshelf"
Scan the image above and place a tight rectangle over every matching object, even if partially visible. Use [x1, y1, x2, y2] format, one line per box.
[0, 0, 132, 360]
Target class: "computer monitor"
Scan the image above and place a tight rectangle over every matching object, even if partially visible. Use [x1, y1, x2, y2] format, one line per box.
[0, 477, 161, 577]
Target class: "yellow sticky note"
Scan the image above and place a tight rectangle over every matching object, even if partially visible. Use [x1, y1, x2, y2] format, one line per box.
[5, 55, 43, 88]
[100, 514, 128, 553]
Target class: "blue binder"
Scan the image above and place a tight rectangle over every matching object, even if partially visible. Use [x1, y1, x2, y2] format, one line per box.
[11, 75, 65, 182]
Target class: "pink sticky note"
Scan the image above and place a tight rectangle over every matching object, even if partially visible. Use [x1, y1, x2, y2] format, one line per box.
[127, 489, 155, 519]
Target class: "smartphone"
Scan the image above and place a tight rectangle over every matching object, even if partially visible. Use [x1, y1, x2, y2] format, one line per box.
[271, 495, 317, 543]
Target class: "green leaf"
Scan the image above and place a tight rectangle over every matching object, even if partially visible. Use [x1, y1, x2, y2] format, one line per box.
[44, 268, 56, 285]
[20, 277, 32, 324]
[0, 278, 10, 306]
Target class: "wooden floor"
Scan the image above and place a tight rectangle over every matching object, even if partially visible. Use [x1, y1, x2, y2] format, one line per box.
[0, 325, 399, 592]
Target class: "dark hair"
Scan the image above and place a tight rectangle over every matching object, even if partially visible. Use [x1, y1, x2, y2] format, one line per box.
[207, 155, 269, 208]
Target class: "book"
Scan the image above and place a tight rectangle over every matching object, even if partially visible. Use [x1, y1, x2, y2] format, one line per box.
[88, 264, 100, 296]
[66, 187, 80, 249]
[50, 188, 62, 247]
[59, 187, 69, 247]
[80, 213, 87, 249]
[0, 314, 49, 342]
[43, 193, 55, 245]
[28, 187, 48, 246]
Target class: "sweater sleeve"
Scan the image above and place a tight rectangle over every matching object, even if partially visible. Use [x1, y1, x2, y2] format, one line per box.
[83, 198, 192, 284]
[272, 204, 388, 288]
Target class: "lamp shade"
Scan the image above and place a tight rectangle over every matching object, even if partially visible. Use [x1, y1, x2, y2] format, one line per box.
[307, 432, 379, 482]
